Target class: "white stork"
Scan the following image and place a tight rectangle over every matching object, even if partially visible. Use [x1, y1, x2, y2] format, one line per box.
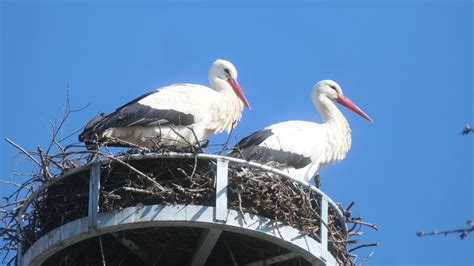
[79, 59, 251, 149]
[229, 80, 372, 182]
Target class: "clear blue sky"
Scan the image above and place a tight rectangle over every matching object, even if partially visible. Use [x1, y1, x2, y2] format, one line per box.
[1, 1, 472, 265]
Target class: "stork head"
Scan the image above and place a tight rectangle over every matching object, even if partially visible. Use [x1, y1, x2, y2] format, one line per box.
[209, 59, 251, 110]
[312, 80, 373, 122]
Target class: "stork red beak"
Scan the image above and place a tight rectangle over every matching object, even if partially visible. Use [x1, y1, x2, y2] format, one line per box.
[337, 94, 373, 123]
[228, 78, 251, 110]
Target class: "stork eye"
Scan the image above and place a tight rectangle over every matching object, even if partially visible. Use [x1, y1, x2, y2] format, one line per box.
[329, 85, 338, 92]
[224, 68, 231, 76]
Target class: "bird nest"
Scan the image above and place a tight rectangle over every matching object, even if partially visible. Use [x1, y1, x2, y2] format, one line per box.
[8, 149, 369, 265]
[0, 143, 379, 265]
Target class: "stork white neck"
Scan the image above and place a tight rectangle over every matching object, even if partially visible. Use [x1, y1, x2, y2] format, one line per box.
[209, 77, 232, 93]
[310, 79, 372, 165]
[313, 95, 352, 163]
[205, 59, 251, 134]
[314, 96, 348, 125]
[210, 78, 245, 132]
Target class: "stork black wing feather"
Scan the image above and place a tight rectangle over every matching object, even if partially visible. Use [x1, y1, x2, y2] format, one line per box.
[229, 129, 311, 169]
[79, 94, 194, 142]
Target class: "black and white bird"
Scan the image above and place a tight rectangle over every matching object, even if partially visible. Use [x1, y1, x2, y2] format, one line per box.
[229, 80, 372, 182]
[79, 59, 251, 149]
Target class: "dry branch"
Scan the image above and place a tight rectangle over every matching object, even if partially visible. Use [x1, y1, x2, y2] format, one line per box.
[417, 219, 474, 239]
[4, 138, 41, 168]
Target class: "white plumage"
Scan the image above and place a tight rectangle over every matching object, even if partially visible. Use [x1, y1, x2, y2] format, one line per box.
[230, 80, 372, 182]
[79, 59, 251, 148]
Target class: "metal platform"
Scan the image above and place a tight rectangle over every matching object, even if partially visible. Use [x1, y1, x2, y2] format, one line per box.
[16, 152, 347, 266]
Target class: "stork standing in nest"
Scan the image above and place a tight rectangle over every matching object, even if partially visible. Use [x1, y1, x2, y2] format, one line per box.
[79, 59, 251, 149]
[230, 80, 372, 185]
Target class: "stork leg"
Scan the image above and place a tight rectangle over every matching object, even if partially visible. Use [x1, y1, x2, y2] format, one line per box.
[199, 139, 210, 148]
[315, 174, 321, 189]
[187, 140, 209, 153]
[149, 138, 164, 152]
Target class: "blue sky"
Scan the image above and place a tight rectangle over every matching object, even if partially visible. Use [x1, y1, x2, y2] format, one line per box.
[1, 1, 472, 265]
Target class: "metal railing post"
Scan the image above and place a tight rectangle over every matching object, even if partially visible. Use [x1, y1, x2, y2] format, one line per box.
[215, 158, 229, 222]
[88, 163, 101, 228]
[320, 197, 329, 262]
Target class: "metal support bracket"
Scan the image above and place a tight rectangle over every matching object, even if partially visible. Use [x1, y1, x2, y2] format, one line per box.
[245, 252, 299, 266]
[112, 233, 153, 265]
[190, 228, 223, 266]
[215, 158, 229, 222]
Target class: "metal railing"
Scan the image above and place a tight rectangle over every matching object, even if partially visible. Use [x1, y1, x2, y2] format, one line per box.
[16, 152, 348, 265]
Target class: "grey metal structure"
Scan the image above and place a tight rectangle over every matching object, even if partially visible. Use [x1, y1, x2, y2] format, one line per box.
[16, 152, 347, 266]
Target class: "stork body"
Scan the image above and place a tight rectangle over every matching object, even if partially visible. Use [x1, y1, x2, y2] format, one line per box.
[229, 80, 371, 182]
[79, 59, 251, 149]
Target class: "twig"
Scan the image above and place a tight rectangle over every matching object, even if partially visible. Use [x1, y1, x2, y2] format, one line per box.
[189, 156, 199, 180]
[4, 138, 41, 168]
[168, 125, 193, 147]
[358, 251, 375, 266]
[417, 219, 474, 239]
[122, 187, 155, 195]
[348, 218, 378, 231]
[37, 146, 52, 180]
[45, 89, 71, 154]
[103, 154, 166, 191]
[108, 137, 148, 151]
[0, 180, 31, 190]
[346, 201, 355, 211]
[348, 243, 379, 253]
[348, 231, 363, 236]
[237, 188, 247, 225]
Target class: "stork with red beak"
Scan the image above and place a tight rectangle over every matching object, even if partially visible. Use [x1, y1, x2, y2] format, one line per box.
[230, 80, 372, 182]
[79, 59, 251, 149]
